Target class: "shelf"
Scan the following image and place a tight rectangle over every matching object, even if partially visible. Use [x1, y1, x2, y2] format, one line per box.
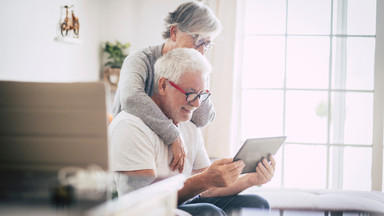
[54, 37, 82, 44]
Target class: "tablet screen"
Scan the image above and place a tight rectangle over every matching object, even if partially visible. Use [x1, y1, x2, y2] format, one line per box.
[233, 136, 286, 174]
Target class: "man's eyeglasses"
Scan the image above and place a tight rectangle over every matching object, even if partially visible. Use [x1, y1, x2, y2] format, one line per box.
[168, 80, 211, 102]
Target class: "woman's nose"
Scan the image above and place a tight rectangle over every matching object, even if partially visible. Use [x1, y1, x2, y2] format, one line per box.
[195, 46, 206, 55]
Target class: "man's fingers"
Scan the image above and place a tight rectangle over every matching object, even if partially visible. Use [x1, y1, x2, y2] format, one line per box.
[226, 160, 245, 171]
[256, 167, 267, 180]
[269, 155, 276, 169]
[262, 158, 275, 174]
[213, 158, 245, 175]
[214, 158, 234, 165]
[257, 159, 274, 179]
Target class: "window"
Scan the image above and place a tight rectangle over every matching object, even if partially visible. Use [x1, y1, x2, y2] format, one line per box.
[238, 0, 381, 190]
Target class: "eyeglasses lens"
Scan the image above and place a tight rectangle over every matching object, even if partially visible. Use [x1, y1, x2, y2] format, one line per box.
[186, 92, 211, 102]
[194, 38, 212, 50]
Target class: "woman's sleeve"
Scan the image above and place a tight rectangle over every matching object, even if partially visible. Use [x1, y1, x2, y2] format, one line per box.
[190, 97, 215, 128]
[117, 54, 179, 145]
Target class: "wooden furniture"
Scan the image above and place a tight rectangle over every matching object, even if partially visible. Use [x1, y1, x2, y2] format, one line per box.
[103, 68, 120, 91]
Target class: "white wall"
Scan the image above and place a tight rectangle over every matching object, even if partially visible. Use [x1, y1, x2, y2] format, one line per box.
[0, 0, 105, 82]
[202, 0, 238, 158]
[0, 0, 233, 157]
[0, 0, 190, 81]
[100, 0, 189, 53]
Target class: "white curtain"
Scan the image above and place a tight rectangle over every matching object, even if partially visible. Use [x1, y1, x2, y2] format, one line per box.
[202, 0, 241, 158]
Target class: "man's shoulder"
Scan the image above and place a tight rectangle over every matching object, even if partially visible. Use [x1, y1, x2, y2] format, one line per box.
[109, 111, 152, 134]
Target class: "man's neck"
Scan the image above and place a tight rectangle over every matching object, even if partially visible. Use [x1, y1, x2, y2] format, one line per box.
[151, 94, 161, 109]
[151, 94, 179, 126]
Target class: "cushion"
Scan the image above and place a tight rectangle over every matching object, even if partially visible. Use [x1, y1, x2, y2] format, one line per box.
[243, 187, 384, 214]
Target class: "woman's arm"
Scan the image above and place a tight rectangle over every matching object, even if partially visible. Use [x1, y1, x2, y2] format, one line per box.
[114, 48, 186, 172]
[190, 97, 215, 128]
[116, 50, 179, 145]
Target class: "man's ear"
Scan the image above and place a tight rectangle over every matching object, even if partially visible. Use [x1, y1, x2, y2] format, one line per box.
[158, 77, 168, 95]
[170, 25, 178, 42]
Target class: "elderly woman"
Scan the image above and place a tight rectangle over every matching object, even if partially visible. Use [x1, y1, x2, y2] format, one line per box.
[112, 1, 222, 172]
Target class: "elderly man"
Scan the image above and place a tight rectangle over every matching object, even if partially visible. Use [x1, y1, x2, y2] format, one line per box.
[109, 48, 275, 216]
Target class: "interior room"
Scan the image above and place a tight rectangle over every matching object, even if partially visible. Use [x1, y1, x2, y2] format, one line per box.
[0, 0, 383, 215]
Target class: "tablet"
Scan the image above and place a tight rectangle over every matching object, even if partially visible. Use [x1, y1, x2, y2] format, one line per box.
[233, 136, 287, 174]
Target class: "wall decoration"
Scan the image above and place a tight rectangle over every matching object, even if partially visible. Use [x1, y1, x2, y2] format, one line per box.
[60, 5, 80, 38]
[55, 4, 81, 43]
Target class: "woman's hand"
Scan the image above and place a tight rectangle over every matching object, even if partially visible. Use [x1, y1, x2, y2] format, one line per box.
[169, 136, 187, 173]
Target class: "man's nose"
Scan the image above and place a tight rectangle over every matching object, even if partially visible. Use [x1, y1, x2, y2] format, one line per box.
[190, 97, 201, 108]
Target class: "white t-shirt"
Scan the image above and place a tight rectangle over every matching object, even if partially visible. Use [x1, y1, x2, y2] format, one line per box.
[109, 111, 211, 194]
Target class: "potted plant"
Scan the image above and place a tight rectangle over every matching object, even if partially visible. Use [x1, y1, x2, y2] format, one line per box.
[103, 41, 130, 91]
[103, 41, 130, 68]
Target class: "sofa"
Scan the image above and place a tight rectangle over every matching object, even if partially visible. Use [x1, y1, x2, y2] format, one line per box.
[243, 187, 384, 216]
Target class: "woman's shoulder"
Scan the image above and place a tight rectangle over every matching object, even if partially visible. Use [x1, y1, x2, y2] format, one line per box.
[129, 44, 163, 60]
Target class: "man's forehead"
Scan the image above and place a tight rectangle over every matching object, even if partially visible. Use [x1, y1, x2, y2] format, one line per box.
[178, 72, 207, 88]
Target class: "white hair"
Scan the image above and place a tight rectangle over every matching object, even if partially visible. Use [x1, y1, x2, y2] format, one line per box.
[153, 48, 212, 93]
[162, 1, 222, 40]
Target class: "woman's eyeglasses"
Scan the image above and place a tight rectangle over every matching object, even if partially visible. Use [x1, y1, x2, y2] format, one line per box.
[193, 37, 213, 51]
[182, 29, 214, 53]
[167, 80, 211, 102]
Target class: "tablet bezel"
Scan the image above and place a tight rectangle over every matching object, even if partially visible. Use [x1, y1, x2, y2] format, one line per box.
[233, 136, 287, 174]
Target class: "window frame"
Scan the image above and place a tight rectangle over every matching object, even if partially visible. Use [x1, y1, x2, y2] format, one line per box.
[372, 0, 384, 191]
[235, 0, 384, 191]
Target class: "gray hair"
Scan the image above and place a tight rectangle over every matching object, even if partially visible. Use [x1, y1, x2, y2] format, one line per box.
[162, 1, 222, 40]
[153, 48, 212, 93]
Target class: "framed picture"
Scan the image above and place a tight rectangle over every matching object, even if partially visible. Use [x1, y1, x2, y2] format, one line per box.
[55, 2, 81, 44]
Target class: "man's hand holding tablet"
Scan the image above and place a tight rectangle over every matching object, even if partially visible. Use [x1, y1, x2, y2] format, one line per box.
[233, 136, 287, 174]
